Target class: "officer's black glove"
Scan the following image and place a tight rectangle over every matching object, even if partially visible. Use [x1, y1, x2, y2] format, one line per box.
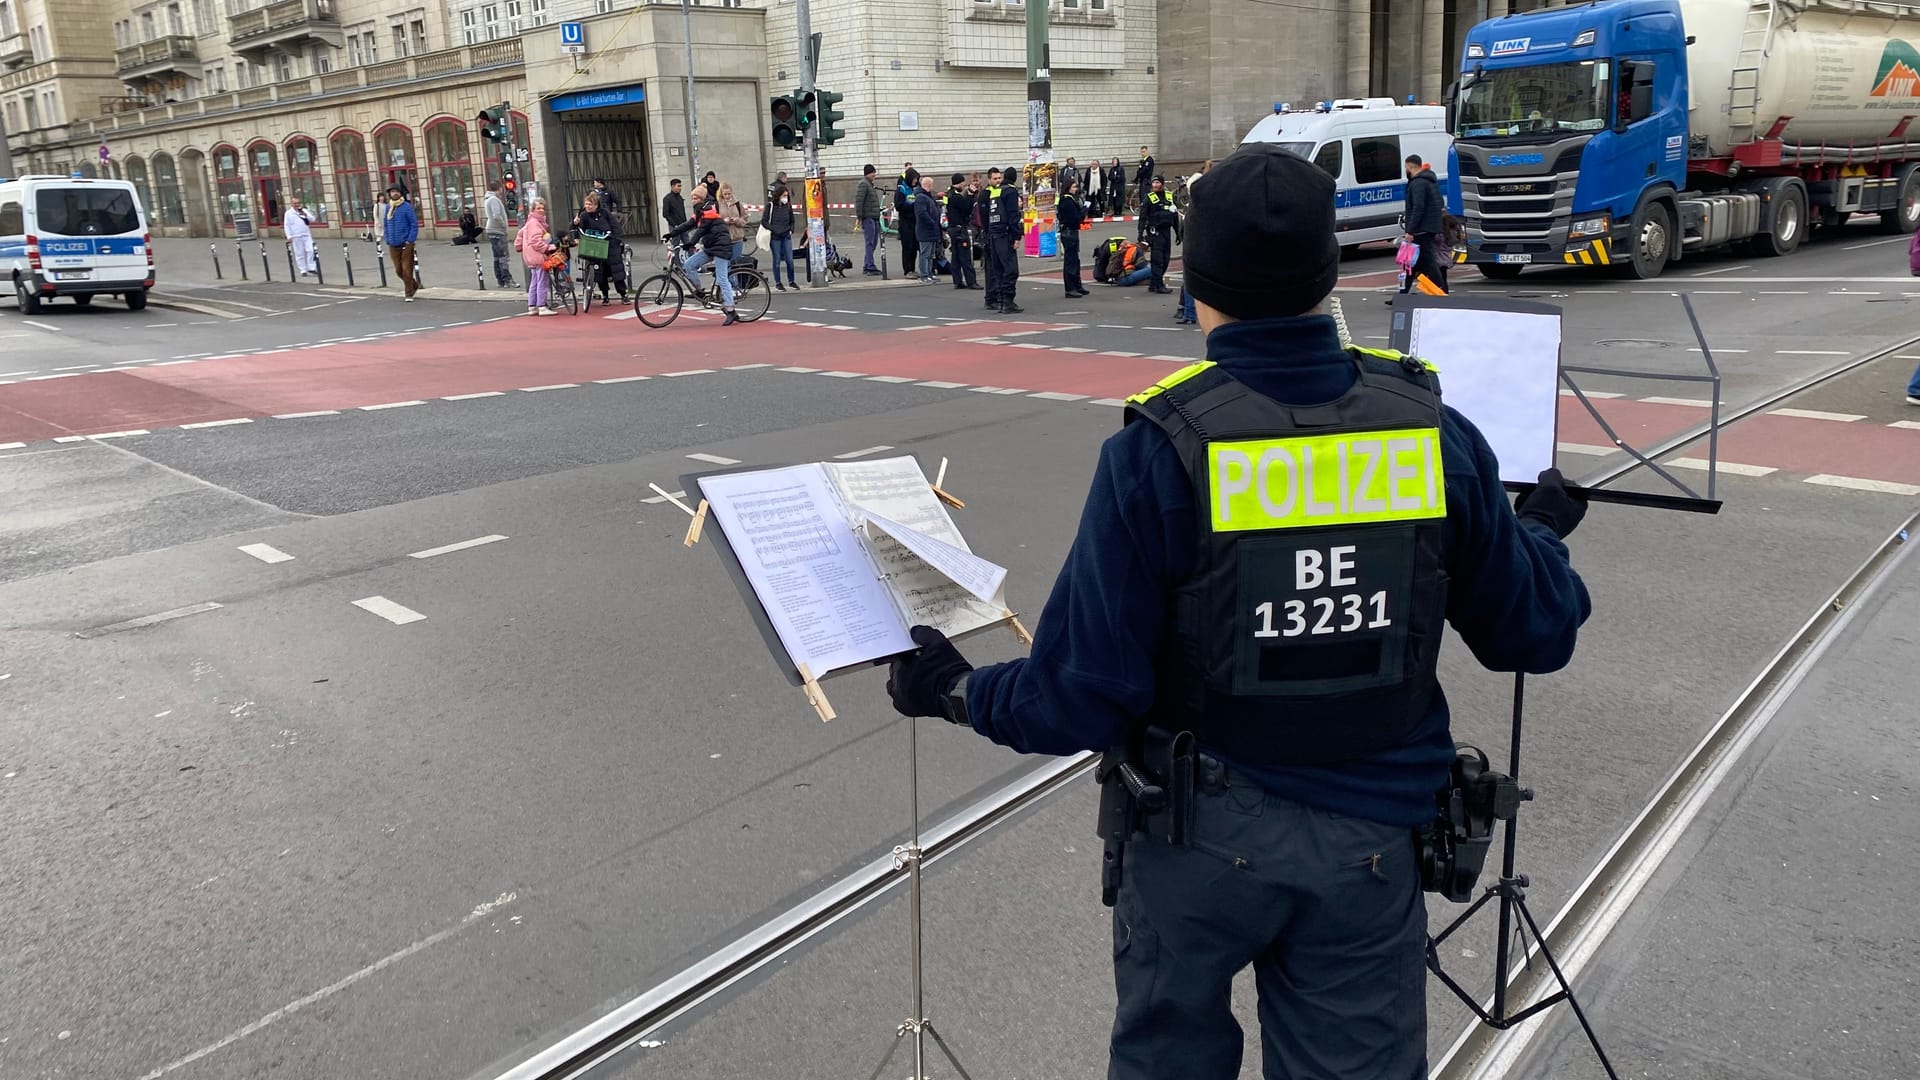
[1515, 468, 1589, 539]
[887, 626, 974, 722]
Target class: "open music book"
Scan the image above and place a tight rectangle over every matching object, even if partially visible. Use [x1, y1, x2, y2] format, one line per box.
[693, 456, 1012, 680]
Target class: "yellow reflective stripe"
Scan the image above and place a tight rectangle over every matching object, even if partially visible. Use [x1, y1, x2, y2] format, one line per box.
[1348, 345, 1438, 374]
[1593, 239, 1611, 264]
[1207, 428, 1446, 532]
[1125, 360, 1217, 405]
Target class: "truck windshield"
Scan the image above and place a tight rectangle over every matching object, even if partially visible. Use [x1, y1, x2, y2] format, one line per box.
[1455, 59, 1611, 140]
[35, 187, 141, 236]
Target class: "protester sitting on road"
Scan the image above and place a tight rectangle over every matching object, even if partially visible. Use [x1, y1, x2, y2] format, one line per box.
[452, 207, 483, 246]
[1105, 239, 1153, 287]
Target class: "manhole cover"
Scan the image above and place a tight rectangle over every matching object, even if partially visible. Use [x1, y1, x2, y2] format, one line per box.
[1594, 338, 1680, 349]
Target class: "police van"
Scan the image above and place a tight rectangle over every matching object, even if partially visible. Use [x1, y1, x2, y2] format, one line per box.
[1240, 99, 1456, 251]
[0, 174, 155, 314]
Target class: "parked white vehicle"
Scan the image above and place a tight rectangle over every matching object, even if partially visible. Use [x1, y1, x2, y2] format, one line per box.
[0, 174, 155, 313]
[1241, 99, 1456, 249]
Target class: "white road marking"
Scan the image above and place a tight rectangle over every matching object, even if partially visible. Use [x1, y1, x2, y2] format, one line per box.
[1686, 264, 1750, 277]
[660, 369, 715, 377]
[53, 435, 88, 442]
[1769, 407, 1865, 422]
[603, 310, 639, 321]
[1774, 349, 1850, 356]
[22, 319, 59, 331]
[1090, 398, 1128, 407]
[409, 535, 509, 559]
[152, 359, 198, 365]
[899, 313, 928, 320]
[819, 370, 868, 377]
[444, 391, 505, 400]
[1757, 290, 1808, 295]
[1667, 457, 1776, 476]
[75, 601, 223, 639]
[726, 363, 773, 370]
[1844, 235, 1911, 250]
[0, 442, 22, 450]
[88, 430, 150, 440]
[52, 363, 100, 371]
[916, 380, 968, 389]
[1052, 346, 1096, 353]
[238, 543, 296, 564]
[1828, 291, 1880, 296]
[1641, 396, 1716, 408]
[206, 353, 247, 360]
[519, 383, 579, 392]
[1101, 351, 1143, 358]
[834, 446, 894, 459]
[1147, 355, 1191, 362]
[1805, 474, 1920, 495]
[0, 370, 35, 377]
[351, 596, 427, 625]
[989, 387, 1029, 395]
[686, 452, 741, 465]
[22, 372, 84, 380]
[1889, 419, 1920, 430]
[273, 410, 339, 418]
[866, 375, 918, 383]
[1686, 348, 1749, 353]
[1559, 389, 1624, 398]
[1030, 391, 1091, 402]
[1004, 330, 1046, 337]
[967, 385, 1008, 394]
[360, 400, 426, 410]
[179, 418, 254, 429]
[1009, 343, 1050, 350]
[777, 366, 819, 373]
[1556, 443, 1616, 456]
[640, 489, 687, 505]
[960, 337, 1003, 344]
[825, 324, 856, 331]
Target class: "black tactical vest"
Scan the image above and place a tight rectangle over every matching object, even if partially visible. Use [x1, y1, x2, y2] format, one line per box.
[1124, 348, 1451, 767]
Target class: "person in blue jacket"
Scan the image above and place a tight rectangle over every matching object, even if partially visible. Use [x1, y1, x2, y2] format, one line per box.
[887, 143, 1591, 1080]
[381, 184, 421, 301]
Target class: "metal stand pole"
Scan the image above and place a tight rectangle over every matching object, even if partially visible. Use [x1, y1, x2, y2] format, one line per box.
[343, 239, 355, 287]
[259, 240, 272, 282]
[236, 238, 248, 280]
[210, 242, 222, 280]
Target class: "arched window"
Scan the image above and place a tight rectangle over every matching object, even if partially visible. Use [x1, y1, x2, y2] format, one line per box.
[422, 117, 472, 225]
[212, 143, 247, 229]
[372, 122, 417, 200]
[248, 139, 282, 224]
[329, 129, 373, 225]
[152, 151, 185, 226]
[286, 136, 325, 222]
[126, 155, 154, 221]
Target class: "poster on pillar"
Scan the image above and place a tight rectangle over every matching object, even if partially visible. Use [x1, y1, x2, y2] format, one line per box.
[804, 177, 827, 275]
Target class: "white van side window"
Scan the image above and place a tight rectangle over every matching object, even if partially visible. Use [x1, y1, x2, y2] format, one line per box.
[1312, 142, 1343, 179]
[1352, 136, 1403, 185]
[0, 199, 20, 234]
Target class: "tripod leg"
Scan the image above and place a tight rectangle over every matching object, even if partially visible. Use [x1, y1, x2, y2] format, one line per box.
[1510, 898, 1621, 1080]
[865, 1029, 905, 1080]
[924, 1020, 978, 1080]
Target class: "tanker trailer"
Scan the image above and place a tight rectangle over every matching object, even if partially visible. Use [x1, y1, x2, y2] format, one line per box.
[1452, 0, 1920, 279]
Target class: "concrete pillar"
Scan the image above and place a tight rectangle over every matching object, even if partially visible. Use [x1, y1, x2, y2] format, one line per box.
[1348, 0, 1372, 100]
[1420, 0, 1445, 103]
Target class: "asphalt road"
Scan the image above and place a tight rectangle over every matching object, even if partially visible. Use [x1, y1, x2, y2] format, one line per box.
[2, 223, 1917, 1080]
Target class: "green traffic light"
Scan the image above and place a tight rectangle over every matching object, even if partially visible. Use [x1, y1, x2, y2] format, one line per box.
[816, 88, 845, 146]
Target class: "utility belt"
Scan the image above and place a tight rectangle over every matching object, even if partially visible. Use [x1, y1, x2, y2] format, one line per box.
[1097, 726, 1227, 906]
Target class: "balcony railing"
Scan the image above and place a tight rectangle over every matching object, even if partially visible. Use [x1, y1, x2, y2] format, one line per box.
[228, 0, 341, 53]
[0, 31, 31, 68]
[115, 35, 199, 76]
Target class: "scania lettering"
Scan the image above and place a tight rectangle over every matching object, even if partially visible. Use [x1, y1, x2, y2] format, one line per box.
[1241, 99, 1460, 251]
[1454, 0, 1920, 280]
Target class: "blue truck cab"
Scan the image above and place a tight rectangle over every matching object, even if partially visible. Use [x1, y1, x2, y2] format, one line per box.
[1454, 0, 1687, 279]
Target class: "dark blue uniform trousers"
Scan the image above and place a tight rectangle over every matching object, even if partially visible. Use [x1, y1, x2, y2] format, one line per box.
[1108, 774, 1428, 1080]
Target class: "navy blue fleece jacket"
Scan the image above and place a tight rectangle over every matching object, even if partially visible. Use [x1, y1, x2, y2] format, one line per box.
[961, 315, 1592, 826]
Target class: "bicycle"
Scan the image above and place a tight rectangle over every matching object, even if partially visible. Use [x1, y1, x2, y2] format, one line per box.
[632, 240, 772, 328]
[543, 250, 579, 315]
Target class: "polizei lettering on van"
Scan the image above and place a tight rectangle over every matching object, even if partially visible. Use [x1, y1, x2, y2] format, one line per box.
[1207, 428, 1447, 532]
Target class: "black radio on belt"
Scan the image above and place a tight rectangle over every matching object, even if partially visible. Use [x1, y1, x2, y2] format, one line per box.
[1416, 744, 1528, 903]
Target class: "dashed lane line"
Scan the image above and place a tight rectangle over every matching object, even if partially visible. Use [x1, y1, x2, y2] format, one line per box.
[444, 391, 506, 400]
[1804, 474, 1920, 496]
[351, 596, 428, 625]
[360, 400, 426, 411]
[834, 446, 895, 459]
[1668, 458, 1777, 476]
[238, 543, 296, 564]
[660, 369, 716, 377]
[519, 383, 580, 392]
[75, 602, 224, 639]
[1557, 443, 1616, 456]
[409, 535, 508, 559]
[179, 418, 253, 429]
[1769, 408, 1865, 423]
[1893, 420, 1920, 431]
[88, 430, 151, 440]
[687, 453, 742, 466]
[273, 410, 340, 419]
[1641, 396, 1715, 408]
[866, 375, 918, 383]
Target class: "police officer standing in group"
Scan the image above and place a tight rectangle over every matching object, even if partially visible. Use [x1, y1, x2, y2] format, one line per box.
[1140, 175, 1179, 295]
[885, 142, 1592, 1079]
[980, 165, 1024, 315]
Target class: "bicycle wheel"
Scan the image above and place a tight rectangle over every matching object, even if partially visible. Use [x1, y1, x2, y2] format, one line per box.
[580, 267, 594, 313]
[552, 268, 579, 315]
[730, 267, 772, 323]
[633, 273, 685, 328]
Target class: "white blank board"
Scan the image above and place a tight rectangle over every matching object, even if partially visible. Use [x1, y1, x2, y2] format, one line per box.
[1408, 306, 1562, 486]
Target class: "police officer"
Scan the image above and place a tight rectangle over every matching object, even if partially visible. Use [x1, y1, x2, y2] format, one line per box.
[1140, 175, 1179, 294]
[978, 167, 1003, 307]
[981, 165, 1024, 315]
[885, 142, 1591, 1079]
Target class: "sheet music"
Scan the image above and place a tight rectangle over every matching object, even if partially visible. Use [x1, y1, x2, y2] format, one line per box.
[1410, 307, 1561, 484]
[824, 456, 970, 548]
[697, 464, 915, 675]
[864, 513, 1007, 603]
[825, 457, 1008, 639]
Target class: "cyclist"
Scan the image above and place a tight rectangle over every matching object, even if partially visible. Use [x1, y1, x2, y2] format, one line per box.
[667, 183, 739, 326]
[573, 191, 629, 304]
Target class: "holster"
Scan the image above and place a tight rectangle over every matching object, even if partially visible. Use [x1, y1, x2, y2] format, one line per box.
[1094, 727, 1196, 907]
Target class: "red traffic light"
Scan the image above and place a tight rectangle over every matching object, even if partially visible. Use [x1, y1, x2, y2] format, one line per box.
[503, 177, 517, 191]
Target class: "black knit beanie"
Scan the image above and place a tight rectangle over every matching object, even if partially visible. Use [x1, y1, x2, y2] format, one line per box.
[1183, 143, 1340, 320]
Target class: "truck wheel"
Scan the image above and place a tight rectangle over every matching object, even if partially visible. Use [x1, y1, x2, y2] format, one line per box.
[1880, 168, 1920, 234]
[1623, 202, 1673, 280]
[15, 279, 40, 315]
[1477, 262, 1525, 280]
[1757, 184, 1806, 257]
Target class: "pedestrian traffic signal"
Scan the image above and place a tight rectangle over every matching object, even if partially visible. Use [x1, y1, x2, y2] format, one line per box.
[795, 90, 818, 132]
[770, 94, 801, 150]
[477, 102, 511, 144]
[815, 88, 845, 146]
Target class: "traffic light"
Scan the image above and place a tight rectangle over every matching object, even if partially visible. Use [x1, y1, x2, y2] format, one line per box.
[815, 88, 845, 146]
[477, 102, 510, 145]
[795, 89, 817, 133]
[501, 171, 519, 213]
[770, 93, 800, 150]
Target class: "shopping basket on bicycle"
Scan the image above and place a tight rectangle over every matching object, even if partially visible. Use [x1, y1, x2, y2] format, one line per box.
[577, 229, 611, 262]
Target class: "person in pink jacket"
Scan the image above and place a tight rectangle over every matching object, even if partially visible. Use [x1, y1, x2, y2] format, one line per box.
[518, 199, 558, 316]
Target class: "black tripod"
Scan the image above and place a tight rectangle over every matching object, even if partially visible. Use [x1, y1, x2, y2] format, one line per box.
[1426, 673, 1620, 1079]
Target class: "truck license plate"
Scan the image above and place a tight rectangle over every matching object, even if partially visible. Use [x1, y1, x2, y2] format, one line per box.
[1496, 254, 1531, 265]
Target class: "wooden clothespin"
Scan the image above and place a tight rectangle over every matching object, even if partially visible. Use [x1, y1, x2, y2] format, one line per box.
[932, 456, 966, 510]
[1004, 610, 1033, 646]
[683, 500, 710, 548]
[795, 663, 837, 722]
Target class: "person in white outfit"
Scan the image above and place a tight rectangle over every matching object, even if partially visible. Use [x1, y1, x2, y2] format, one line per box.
[284, 196, 317, 275]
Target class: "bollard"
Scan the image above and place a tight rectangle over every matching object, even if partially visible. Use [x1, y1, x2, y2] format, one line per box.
[285, 241, 297, 281]
[374, 239, 388, 288]
[313, 244, 325, 286]
[259, 240, 272, 282]
[881, 243, 889, 281]
[236, 238, 248, 280]
[472, 240, 486, 290]
[412, 247, 424, 289]
[210, 242, 223, 280]
[342, 239, 354, 287]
